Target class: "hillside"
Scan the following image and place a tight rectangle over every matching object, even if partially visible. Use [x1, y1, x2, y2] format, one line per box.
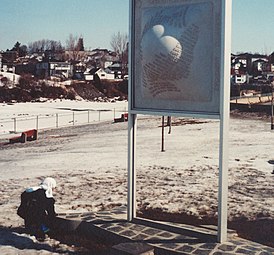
[0, 78, 128, 103]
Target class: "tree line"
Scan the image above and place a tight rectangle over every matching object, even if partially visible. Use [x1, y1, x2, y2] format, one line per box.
[5, 32, 128, 62]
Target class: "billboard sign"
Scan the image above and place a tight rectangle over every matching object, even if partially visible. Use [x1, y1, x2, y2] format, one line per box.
[130, 0, 224, 116]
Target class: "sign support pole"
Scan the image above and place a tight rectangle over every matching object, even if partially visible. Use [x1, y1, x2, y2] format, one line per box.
[218, 0, 231, 243]
[128, 113, 137, 221]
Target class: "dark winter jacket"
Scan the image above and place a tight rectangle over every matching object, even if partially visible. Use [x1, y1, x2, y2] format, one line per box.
[17, 188, 56, 226]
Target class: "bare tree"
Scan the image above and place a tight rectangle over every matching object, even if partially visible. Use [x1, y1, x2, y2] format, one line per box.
[110, 31, 128, 57]
[65, 34, 84, 61]
[28, 39, 63, 53]
[110, 32, 128, 75]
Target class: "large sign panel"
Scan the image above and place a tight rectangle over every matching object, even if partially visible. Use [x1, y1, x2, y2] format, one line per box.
[131, 0, 223, 115]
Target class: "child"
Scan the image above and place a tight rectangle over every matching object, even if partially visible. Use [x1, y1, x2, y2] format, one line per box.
[17, 177, 57, 240]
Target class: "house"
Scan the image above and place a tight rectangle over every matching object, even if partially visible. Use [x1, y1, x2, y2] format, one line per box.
[83, 67, 116, 81]
[1, 51, 17, 73]
[0, 71, 20, 86]
[36, 61, 49, 78]
[232, 74, 248, 84]
[83, 67, 96, 81]
[231, 54, 249, 84]
[96, 68, 115, 80]
[85, 49, 119, 69]
[37, 61, 74, 79]
[231, 53, 252, 74]
[13, 56, 38, 75]
[252, 59, 268, 76]
[107, 62, 122, 79]
[231, 53, 269, 75]
[249, 54, 268, 76]
[231, 55, 248, 74]
[49, 62, 74, 79]
[231, 61, 246, 75]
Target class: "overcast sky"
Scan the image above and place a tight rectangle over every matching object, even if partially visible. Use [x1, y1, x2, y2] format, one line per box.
[0, 0, 274, 54]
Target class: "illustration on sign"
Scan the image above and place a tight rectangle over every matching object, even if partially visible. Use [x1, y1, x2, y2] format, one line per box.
[141, 2, 212, 101]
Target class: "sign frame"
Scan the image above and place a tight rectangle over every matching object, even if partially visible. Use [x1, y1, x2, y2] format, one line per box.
[130, 0, 228, 118]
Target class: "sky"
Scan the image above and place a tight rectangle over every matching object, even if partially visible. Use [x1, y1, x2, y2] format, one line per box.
[0, 0, 129, 51]
[231, 0, 274, 54]
[0, 0, 274, 54]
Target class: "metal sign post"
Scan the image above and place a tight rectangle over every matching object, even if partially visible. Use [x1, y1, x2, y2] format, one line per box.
[218, 0, 232, 242]
[127, 113, 137, 221]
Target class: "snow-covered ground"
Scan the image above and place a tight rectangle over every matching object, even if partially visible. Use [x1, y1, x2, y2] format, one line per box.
[0, 100, 273, 253]
[0, 99, 128, 137]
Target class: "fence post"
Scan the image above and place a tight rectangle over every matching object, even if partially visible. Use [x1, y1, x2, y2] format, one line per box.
[73, 112, 75, 126]
[13, 117, 16, 133]
[114, 108, 116, 119]
[56, 114, 58, 128]
[99, 110, 101, 122]
[88, 110, 90, 123]
[161, 116, 165, 152]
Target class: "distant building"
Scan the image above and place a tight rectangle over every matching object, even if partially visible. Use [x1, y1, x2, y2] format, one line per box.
[36, 62, 49, 78]
[95, 68, 115, 80]
[86, 49, 119, 69]
[83, 67, 117, 81]
[232, 74, 248, 84]
[49, 62, 74, 79]
[252, 58, 268, 76]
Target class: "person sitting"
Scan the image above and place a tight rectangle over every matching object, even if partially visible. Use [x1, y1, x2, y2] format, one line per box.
[17, 177, 57, 240]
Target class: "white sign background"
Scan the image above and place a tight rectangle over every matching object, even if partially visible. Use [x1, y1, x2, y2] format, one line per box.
[131, 0, 223, 115]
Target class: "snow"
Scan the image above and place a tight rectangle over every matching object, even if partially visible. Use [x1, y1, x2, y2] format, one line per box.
[0, 99, 128, 136]
[0, 99, 273, 253]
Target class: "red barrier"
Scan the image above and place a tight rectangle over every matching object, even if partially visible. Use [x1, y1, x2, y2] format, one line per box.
[114, 113, 128, 123]
[9, 129, 38, 144]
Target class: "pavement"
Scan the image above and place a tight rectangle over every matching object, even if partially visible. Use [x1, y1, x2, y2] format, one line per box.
[57, 206, 274, 255]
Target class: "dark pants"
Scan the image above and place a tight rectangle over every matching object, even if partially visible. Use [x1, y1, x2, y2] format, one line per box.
[24, 216, 53, 238]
